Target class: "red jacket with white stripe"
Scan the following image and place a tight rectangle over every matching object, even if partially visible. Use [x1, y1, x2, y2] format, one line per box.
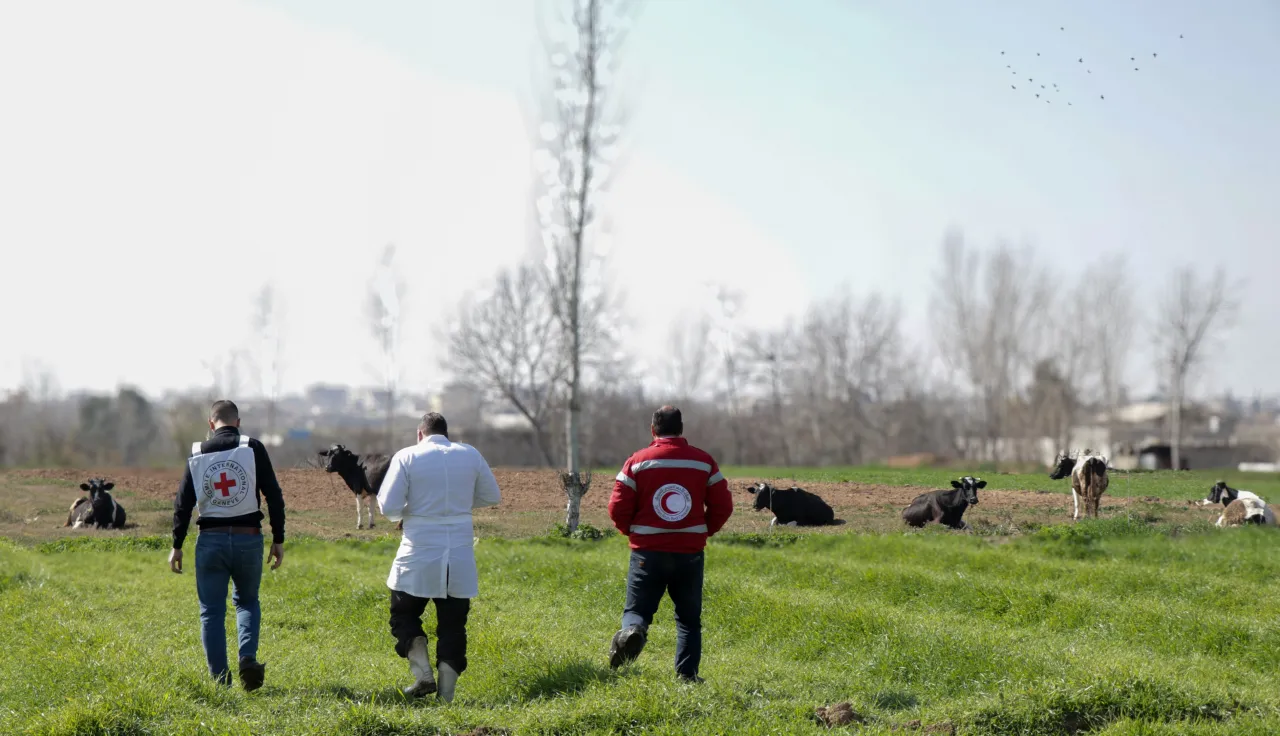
[608, 436, 733, 553]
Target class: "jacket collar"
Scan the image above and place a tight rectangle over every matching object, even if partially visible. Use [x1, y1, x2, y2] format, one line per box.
[651, 436, 688, 448]
[212, 425, 240, 439]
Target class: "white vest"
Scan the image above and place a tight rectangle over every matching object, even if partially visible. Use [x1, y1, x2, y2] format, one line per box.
[188, 434, 259, 519]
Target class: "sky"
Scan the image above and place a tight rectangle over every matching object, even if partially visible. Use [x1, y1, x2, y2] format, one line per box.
[1, 0, 1277, 401]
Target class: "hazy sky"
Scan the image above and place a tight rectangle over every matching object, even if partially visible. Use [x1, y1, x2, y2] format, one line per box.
[2, 0, 1277, 400]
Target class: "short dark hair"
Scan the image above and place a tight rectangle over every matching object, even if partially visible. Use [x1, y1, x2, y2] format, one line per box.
[210, 399, 239, 425]
[652, 405, 682, 436]
[419, 412, 448, 437]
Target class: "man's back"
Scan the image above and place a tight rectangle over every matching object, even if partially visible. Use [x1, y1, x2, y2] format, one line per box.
[377, 435, 501, 524]
[609, 435, 733, 554]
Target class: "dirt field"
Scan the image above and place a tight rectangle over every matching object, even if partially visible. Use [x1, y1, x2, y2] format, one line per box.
[0, 466, 1224, 542]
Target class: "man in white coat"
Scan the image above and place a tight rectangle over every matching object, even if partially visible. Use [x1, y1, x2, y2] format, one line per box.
[376, 411, 501, 701]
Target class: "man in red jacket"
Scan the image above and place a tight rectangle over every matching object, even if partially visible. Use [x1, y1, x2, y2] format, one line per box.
[606, 405, 733, 682]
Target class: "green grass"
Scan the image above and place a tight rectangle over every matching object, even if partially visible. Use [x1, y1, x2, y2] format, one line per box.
[3, 521, 1279, 735]
[720, 466, 1280, 501]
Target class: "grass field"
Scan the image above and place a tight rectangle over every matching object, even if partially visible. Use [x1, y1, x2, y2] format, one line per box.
[3, 513, 1280, 735]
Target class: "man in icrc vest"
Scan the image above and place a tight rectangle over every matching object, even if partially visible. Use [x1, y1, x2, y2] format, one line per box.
[169, 399, 286, 691]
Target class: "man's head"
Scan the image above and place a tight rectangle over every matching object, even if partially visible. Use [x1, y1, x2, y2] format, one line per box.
[418, 412, 448, 442]
[209, 400, 240, 431]
[651, 405, 682, 438]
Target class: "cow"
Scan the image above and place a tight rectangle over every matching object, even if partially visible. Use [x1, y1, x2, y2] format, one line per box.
[65, 496, 93, 528]
[1201, 481, 1277, 527]
[65, 477, 126, 529]
[746, 482, 837, 527]
[1049, 449, 1109, 520]
[318, 444, 392, 529]
[901, 476, 985, 530]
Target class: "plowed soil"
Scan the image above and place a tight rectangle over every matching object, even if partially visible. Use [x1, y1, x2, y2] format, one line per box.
[0, 466, 1220, 541]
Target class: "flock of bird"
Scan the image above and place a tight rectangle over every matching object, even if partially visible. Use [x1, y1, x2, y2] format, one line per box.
[1001, 27, 1184, 106]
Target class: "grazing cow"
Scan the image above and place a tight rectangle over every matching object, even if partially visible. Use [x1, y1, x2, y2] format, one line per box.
[1201, 481, 1277, 527]
[318, 444, 392, 529]
[66, 478, 126, 529]
[1050, 450, 1109, 520]
[747, 482, 836, 527]
[901, 476, 985, 530]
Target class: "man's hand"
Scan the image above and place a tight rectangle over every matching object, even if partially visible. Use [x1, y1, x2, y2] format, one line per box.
[268, 543, 284, 570]
[168, 548, 183, 574]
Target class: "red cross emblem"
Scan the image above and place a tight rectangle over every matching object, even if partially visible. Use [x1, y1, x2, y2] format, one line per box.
[213, 472, 238, 497]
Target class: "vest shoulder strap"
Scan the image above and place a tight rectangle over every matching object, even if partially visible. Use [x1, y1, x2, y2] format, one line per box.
[191, 441, 202, 456]
[239, 434, 251, 447]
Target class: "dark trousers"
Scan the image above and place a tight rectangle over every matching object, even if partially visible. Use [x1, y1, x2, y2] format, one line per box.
[389, 589, 470, 674]
[620, 548, 705, 677]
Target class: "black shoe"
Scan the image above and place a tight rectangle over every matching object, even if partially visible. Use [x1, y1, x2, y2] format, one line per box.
[608, 626, 646, 668]
[678, 673, 705, 684]
[239, 657, 265, 692]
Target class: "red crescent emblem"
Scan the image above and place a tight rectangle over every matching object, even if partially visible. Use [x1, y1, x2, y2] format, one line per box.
[660, 491, 677, 514]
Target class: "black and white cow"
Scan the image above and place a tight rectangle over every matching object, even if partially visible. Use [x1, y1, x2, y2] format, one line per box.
[1049, 449, 1109, 520]
[65, 477, 126, 529]
[901, 476, 984, 530]
[1199, 481, 1277, 527]
[318, 444, 392, 529]
[746, 482, 837, 527]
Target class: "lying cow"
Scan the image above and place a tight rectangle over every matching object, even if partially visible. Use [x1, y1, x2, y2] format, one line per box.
[65, 477, 126, 529]
[1201, 481, 1277, 527]
[318, 443, 392, 529]
[747, 482, 836, 527]
[901, 476, 985, 530]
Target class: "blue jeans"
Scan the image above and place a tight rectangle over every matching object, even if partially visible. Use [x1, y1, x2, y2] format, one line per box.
[621, 549, 705, 677]
[195, 532, 263, 683]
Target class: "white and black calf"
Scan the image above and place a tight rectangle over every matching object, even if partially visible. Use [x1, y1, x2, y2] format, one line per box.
[901, 476, 985, 530]
[318, 444, 392, 529]
[747, 482, 837, 527]
[65, 477, 126, 529]
[1200, 481, 1277, 527]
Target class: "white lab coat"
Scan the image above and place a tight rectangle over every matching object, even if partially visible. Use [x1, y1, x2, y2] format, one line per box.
[376, 434, 502, 599]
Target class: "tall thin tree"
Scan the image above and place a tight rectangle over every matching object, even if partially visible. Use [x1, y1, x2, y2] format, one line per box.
[534, 0, 634, 531]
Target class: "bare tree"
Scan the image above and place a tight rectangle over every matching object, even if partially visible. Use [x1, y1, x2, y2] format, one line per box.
[787, 291, 906, 464]
[252, 283, 283, 442]
[447, 261, 565, 466]
[665, 312, 713, 400]
[743, 323, 795, 465]
[1152, 265, 1238, 470]
[1081, 255, 1137, 443]
[707, 285, 749, 463]
[367, 243, 405, 455]
[533, 0, 634, 531]
[929, 231, 1052, 462]
[203, 350, 249, 400]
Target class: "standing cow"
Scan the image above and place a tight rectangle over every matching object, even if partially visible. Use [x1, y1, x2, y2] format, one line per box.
[901, 476, 984, 530]
[1049, 450, 1109, 520]
[318, 444, 392, 529]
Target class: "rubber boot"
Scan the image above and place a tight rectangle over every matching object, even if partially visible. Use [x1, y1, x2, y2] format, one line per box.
[436, 662, 459, 703]
[403, 636, 436, 697]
